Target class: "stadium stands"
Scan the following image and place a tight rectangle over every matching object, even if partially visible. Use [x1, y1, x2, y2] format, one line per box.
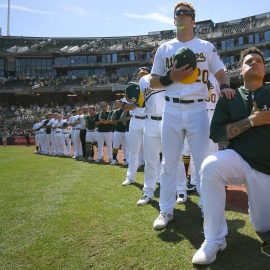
[0, 10, 269, 131]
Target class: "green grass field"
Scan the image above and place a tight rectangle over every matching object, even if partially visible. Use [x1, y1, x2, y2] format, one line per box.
[0, 146, 269, 270]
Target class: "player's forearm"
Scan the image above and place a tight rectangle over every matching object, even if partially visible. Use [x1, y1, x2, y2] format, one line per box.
[149, 75, 167, 89]
[226, 117, 253, 140]
[122, 103, 136, 111]
[215, 69, 230, 86]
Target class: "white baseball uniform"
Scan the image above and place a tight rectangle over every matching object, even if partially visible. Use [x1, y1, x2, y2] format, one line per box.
[189, 73, 220, 185]
[151, 37, 225, 214]
[32, 122, 41, 150]
[126, 106, 145, 181]
[140, 74, 188, 199]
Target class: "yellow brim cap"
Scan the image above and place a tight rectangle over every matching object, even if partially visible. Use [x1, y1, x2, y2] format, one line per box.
[137, 90, 145, 107]
[180, 67, 199, 84]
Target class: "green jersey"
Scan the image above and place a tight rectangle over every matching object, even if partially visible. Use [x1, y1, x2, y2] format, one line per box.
[84, 114, 98, 130]
[210, 84, 270, 175]
[97, 111, 113, 132]
[111, 108, 126, 132]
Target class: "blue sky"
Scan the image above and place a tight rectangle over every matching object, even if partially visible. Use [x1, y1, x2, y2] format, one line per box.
[0, 0, 270, 37]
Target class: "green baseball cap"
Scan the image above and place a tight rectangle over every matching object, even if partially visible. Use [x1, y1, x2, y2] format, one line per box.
[174, 47, 199, 84]
[125, 82, 145, 107]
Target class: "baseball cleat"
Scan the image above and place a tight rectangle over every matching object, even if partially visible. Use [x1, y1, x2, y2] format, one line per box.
[176, 193, 187, 204]
[192, 240, 227, 265]
[187, 183, 196, 193]
[137, 195, 152, 206]
[153, 212, 173, 230]
[121, 178, 135, 186]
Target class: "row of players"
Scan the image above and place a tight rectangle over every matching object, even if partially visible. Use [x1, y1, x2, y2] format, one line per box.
[32, 66, 219, 208]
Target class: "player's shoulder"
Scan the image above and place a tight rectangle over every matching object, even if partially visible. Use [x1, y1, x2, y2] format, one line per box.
[158, 38, 178, 50]
[194, 37, 214, 48]
[139, 73, 150, 84]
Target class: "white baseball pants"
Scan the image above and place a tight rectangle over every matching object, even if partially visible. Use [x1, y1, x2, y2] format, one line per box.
[159, 101, 209, 214]
[201, 149, 270, 244]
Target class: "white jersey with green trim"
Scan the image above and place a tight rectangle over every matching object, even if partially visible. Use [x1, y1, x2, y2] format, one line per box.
[151, 37, 225, 99]
[139, 74, 165, 116]
[206, 73, 220, 110]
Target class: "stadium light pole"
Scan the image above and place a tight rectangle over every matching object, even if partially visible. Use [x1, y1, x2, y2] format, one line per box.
[7, 0, 10, 36]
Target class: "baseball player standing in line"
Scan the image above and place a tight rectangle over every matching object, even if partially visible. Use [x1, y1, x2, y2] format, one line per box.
[119, 109, 131, 166]
[121, 68, 147, 186]
[51, 113, 60, 156]
[135, 69, 189, 206]
[73, 108, 83, 160]
[150, 2, 232, 230]
[95, 102, 113, 164]
[68, 109, 77, 159]
[38, 117, 46, 154]
[192, 47, 270, 265]
[135, 68, 165, 205]
[59, 114, 71, 157]
[110, 100, 128, 165]
[188, 73, 220, 191]
[80, 107, 87, 160]
[43, 112, 54, 155]
[85, 106, 98, 162]
[32, 118, 41, 153]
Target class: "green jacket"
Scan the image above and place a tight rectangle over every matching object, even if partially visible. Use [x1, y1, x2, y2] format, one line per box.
[210, 85, 270, 175]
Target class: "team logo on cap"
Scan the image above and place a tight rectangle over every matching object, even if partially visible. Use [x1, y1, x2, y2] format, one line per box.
[125, 82, 145, 107]
[174, 47, 199, 84]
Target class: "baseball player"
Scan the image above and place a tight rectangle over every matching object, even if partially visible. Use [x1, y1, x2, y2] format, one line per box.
[85, 106, 98, 161]
[80, 107, 88, 160]
[134, 67, 188, 206]
[95, 102, 113, 164]
[150, 2, 231, 230]
[51, 113, 61, 156]
[110, 100, 128, 165]
[119, 109, 131, 166]
[43, 112, 54, 155]
[121, 69, 146, 186]
[73, 108, 83, 160]
[192, 47, 270, 264]
[38, 117, 46, 154]
[134, 67, 164, 204]
[59, 114, 71, 157]
[32, 118, 41, 153]
[188, 73, 220, 191]
[68, 109, 77, 158]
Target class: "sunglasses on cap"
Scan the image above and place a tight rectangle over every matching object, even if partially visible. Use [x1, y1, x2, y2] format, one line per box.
[175, 9, 194, 19]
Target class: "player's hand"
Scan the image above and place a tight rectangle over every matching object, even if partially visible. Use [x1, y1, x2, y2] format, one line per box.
[220, 88, 236, 99]
[249, 102, 270, 126]
[170, 63, 194, 82]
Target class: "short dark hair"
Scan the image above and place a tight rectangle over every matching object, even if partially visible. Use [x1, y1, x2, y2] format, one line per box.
[239, 47, 265, 66]
[137, 67, 150, 74]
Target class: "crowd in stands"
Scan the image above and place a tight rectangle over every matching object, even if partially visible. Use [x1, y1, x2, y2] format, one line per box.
[215, 15, 270, 37]
[1, 35, 164, 55]
[0, 72, 134, 90]
[1, 12, 270, 55]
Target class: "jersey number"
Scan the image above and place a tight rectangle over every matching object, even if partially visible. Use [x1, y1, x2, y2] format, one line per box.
[206, 93, 217, 103]
[195, 69, 209, 84]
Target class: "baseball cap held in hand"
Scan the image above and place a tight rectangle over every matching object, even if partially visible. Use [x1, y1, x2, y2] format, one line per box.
[174, 47, 199, 84]
[125, 82, 145, 107]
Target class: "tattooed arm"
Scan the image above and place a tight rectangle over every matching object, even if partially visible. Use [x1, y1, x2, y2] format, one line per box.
[226, 102, 270, 140]
[226, 117, 253, 140]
